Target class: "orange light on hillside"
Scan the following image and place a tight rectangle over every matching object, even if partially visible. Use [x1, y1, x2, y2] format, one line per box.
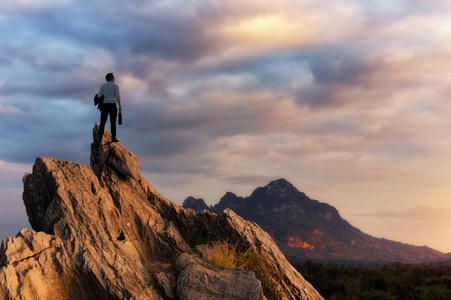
[288, 237, 314, 250]
[313, 229, 324, 235]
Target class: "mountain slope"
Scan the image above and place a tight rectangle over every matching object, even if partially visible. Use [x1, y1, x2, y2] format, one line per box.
[183, 179, 446, 263]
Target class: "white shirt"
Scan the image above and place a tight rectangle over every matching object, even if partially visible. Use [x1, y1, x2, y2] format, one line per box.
[98, 81, 120, 104]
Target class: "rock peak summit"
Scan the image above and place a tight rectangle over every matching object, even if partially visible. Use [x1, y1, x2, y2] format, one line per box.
[259, 178, 301, 197]
[0, 125, 323, 300]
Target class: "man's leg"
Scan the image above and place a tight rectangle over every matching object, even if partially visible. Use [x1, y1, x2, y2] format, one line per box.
[110, 105, 118, 141]
[99, 108, 109, 141]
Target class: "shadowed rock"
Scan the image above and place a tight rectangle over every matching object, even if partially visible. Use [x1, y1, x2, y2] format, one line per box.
[175, 253, 264, 300]
[0, 124, 323, 300]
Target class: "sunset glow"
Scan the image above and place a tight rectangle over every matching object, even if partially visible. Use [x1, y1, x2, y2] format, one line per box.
[288, 237, 314, 250]
[217, 14, 313, 48]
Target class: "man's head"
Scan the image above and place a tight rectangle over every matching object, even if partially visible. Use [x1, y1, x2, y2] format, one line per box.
[105, 73, 115, 82]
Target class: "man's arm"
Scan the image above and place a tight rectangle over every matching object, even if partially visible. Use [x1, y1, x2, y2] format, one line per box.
[97, 85, 103, 97]
[116, 85, 122, 111]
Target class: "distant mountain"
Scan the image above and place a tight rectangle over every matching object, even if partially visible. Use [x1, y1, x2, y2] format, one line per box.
[183, 196, 209, 212]
[183, 179, 448, 263]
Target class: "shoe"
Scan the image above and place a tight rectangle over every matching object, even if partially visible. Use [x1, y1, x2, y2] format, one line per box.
[112, 138, 119, 143]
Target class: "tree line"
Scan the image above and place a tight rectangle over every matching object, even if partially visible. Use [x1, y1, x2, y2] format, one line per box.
[293, 260, 451, 300]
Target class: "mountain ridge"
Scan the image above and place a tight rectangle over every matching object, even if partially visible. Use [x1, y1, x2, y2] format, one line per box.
[183, 178, 447, 263]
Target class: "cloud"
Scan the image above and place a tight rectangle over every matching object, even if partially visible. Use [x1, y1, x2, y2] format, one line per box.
[1, 0, 71, 13]
[309, 57, 373, 86]
[0, 99, 96, 164]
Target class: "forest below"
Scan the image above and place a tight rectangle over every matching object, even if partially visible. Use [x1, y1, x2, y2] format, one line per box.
[294, 260, 451, 300]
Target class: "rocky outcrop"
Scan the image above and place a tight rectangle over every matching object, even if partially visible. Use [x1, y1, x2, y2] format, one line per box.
[182, 197, 209, 212]
[0, 124, 323, 300]
[175, 253, 265, 300]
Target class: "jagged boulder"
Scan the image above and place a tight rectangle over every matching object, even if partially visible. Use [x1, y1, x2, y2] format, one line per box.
[0, 124, 323, 300]
[175, 253, 265, 300]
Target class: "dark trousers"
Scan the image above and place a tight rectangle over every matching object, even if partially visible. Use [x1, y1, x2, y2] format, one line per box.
[99, 103, 118, 140]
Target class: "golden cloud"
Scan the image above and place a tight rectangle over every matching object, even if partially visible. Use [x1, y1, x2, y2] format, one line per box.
[201, 1, 365, 54]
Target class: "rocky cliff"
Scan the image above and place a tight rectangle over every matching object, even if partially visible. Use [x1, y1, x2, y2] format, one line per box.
[0, 124, 323, 300]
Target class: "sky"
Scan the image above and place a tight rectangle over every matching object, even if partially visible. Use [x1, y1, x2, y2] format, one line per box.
[1, 0, 451, 253]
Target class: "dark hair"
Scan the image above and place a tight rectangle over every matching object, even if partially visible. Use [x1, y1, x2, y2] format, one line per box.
[105, 73, 115, 82]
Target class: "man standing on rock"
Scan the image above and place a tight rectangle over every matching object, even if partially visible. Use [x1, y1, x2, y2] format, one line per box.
[97, 72, 122, 143]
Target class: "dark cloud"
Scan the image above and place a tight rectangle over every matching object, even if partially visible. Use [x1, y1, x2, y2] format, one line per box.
[18, 2, 215, 63]
[298, 85, 335, 107]
[0, 100, 96, 165]
[294, 55, 382, 107]
[0, 78, 100, 100]
[309, 57, 372, 86]
[123, 130, 204, 158]
[15, 7, 119, 51]
[123, 19, 209, 62]
[116, 57, 158, 81]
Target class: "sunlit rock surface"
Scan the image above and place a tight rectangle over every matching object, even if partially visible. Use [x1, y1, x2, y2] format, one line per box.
[0, 124, 323, 300]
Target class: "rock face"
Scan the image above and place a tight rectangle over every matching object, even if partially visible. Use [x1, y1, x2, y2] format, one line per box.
[175, 253, 264, 300]
[0, 124, 323, 300]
